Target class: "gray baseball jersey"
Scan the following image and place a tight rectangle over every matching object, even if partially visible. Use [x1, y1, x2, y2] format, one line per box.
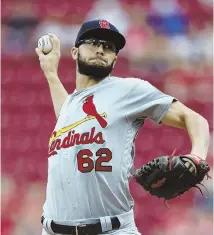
[43, 76, 174, 221]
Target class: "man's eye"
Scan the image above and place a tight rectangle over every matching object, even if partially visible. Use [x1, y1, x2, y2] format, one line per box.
[90, 40, 97, 46]
[105, 44, 114, 50]
[86, 40, 94, 45]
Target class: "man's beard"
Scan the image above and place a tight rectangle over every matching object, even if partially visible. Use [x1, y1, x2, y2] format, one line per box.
[77, 53, 114, 81]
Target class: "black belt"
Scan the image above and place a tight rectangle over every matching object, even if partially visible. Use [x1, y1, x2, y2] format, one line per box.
[41, 216, 120, 235]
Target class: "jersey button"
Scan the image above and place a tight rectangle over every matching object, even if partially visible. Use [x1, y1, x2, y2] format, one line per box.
[67, 179, 71, 184]
[73, 205, 77, 209]
[64, 152, 68, 159]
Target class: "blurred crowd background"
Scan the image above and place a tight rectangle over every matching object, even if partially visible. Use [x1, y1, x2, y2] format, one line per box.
[1, 0, 213, 234]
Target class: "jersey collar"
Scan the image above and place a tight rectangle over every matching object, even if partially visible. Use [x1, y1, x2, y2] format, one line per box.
[73, 76, 111, 94]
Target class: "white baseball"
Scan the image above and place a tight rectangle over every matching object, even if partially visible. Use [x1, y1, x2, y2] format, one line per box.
[38, 35, 53, 54]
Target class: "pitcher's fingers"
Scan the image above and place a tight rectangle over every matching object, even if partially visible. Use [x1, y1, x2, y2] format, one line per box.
[48, 33, 60, 52]
[35, 48, 44, 57]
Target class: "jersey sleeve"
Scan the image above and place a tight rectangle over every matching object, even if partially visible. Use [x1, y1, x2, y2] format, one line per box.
[126, 79, 176, 124]
[58, 94, 71, 117]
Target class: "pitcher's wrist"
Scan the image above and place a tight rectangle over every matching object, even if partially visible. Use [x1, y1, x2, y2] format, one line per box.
[44, 72, 60, 83]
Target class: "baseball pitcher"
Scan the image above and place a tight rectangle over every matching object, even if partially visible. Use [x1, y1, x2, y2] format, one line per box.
[35, 20, 210, 235]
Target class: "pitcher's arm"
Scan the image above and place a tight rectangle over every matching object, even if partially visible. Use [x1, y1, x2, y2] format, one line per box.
[36, 33, 68, 119]
[45, 72, 68, 119]
[162, 101, 210, 160]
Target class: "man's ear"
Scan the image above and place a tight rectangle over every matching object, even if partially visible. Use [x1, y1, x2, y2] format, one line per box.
[113, 56, 117, 68]
[71, 47, 78, 60]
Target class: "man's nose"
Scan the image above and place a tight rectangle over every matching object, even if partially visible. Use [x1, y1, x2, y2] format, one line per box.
[96, 44, 104, 55]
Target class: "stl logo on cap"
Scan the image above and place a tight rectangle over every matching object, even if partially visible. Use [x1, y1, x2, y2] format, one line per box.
[99, 20, 110, 29]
